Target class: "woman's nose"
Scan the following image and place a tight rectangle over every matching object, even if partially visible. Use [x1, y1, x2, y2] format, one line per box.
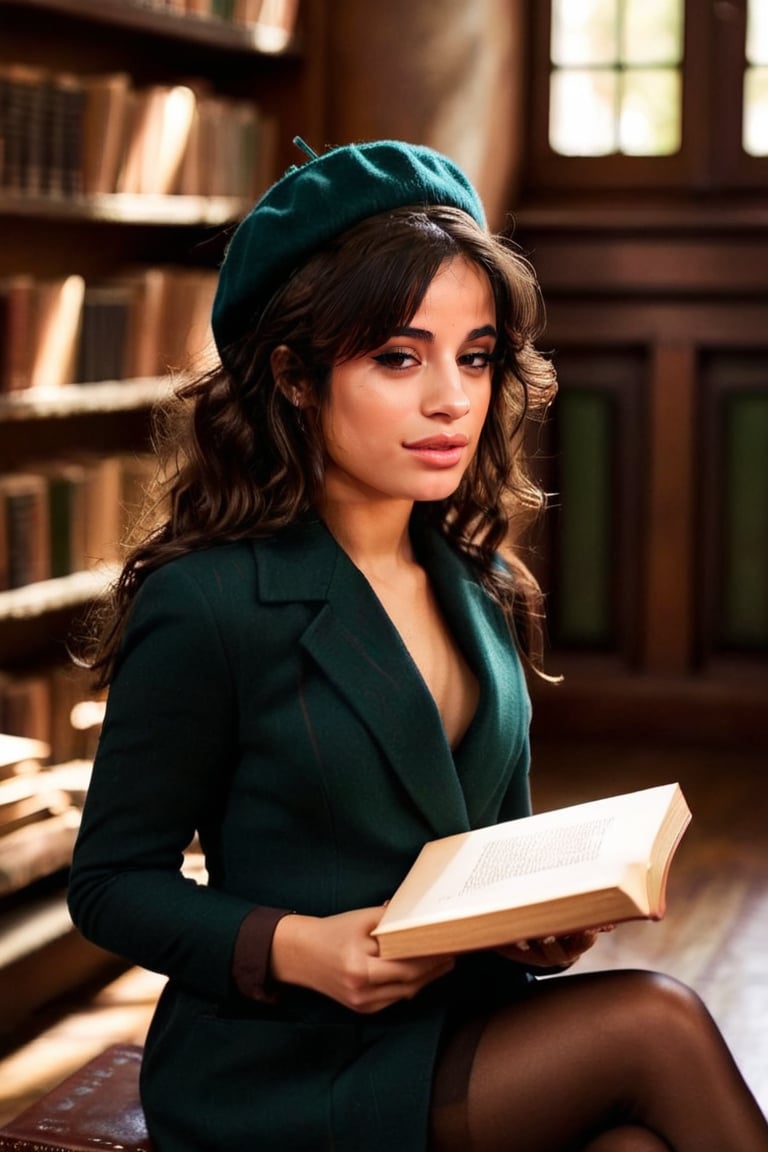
[423, 364, 471, 418]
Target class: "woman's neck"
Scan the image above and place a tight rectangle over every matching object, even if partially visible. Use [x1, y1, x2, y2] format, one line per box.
[320, 497, 416, 580]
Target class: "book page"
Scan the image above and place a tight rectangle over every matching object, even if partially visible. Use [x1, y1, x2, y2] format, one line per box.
[459, 816, 613, 894]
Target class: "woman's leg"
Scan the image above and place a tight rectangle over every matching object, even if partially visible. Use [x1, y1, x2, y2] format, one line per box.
[582, 1129, 671, 1151]
[429, 969, 768, 1152]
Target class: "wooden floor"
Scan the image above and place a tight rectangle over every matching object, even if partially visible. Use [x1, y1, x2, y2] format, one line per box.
[0, 736, 766, 1127]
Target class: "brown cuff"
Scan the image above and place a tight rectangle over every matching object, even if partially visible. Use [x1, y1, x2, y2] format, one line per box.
[232, 905, 294, 1003]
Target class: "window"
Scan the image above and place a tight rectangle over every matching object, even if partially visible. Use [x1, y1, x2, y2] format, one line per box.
[744, 1, 768, 155]
[700, 352, 768, 657]
[549, 0, 683, 157]
[526, 0, 768, 192]
[532, 350, 646, 659]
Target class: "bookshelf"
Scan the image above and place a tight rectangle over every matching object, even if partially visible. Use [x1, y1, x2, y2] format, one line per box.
[0, 0, 325, 1028]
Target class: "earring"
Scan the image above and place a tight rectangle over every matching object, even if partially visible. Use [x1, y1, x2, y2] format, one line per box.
[290, 391, 307, 431]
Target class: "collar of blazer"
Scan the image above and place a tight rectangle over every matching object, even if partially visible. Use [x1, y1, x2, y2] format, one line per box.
[250, 515, 522, 836]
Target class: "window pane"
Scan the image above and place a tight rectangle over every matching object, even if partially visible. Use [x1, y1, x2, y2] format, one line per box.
[551, 0, 618, 67]
[720, 393, 768, 647]
[555, 391, 615, 646]
[548, 0, 683, 157]
[623, 0, 683, 65]
[550, 70, 618, 155]
[621, 69, 681, 154]
[747, 0, 768, 65]
[744, 67, 768, 154]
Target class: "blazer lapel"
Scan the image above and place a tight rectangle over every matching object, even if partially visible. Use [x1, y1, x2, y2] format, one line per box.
[254, 520, 470, 837]
[414, 522, 527, 828]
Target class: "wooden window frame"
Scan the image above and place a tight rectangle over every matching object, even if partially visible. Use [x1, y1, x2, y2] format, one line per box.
[524, 0, 767, 195]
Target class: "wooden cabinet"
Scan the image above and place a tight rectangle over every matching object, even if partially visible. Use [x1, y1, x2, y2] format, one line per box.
[515, 204, 768, 747]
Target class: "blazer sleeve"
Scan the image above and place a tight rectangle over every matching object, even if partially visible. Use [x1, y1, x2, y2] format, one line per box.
[68, 560, 261, 1002]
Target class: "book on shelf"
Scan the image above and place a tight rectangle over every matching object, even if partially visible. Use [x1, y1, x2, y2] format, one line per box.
[372, 783, 692, 959]
[0, 275, 34, 394]
[103, 0, 301, 38]
[249, 0, 300, 50]
[0, 275, 86, 392]
[75, 453, 123, 569]
[0, 467, 81, 589]
[0, 807, 81, 896]
[0, 663, 105, 768]
[76, 283, 133, 384]
[29, 275, 86, 390]
[121, 267, 168, 379]
[118, 451, 163, 545]
[44, 759, 94, 807]
[117, 84, 197, 196]
[0, 678, 51, 760]
[0, 774, 73, 837]
[46, 71, 86, 199]
[121, 265, 216, 376]
[0, 733, 50, 775]
[0, 65, 84, 198]
[80, 72, 132, 197]
[0, 734, 77, 894]
[48, 664, 104, 765]
[0, 472, 50, 590]
[0, 62, 273, 201]
[155, 268, 217, 372]
[0, 452, 159, 590]
[0, 64, 47, 196]
[0, 265, 220, 392]
[35, 461, 89, 580]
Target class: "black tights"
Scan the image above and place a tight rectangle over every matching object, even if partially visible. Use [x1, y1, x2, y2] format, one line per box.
[429, 969, 768, 1152]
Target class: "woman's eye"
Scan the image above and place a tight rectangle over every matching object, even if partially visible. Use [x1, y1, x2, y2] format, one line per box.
[461, 350, 495, 370]
[372, 350, 417, 370]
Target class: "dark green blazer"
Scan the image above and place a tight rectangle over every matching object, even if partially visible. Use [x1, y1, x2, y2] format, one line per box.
[68, 516, 533, 1152]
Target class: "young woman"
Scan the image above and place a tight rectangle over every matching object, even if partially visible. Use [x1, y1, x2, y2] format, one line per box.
[68, 139, 768, 1152]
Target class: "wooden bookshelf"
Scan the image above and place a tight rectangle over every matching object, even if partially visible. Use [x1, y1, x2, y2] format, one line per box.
[0, 0, 325, 1028]
[0, 378, 170, 420]
[0, 193, 254, 225]
[0, 0, 323, 656]
[3, 0, 305, 53]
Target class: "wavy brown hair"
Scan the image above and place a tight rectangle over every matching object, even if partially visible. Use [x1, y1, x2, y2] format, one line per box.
[79, 206, 557, 685]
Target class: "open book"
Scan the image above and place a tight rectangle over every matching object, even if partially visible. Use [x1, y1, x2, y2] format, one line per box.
[373, 783, 691, 959]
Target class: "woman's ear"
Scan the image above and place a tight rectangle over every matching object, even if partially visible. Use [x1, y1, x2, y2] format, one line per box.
[271, 344, 310, 409]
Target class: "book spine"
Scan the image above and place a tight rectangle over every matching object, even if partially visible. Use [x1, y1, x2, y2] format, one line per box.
[1, 477, 49, 588]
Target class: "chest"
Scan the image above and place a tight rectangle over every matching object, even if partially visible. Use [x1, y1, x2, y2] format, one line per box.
[363, 569, 480, 750]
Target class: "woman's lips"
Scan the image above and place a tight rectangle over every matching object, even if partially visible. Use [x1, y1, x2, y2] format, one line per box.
[403, 435, 469, 467]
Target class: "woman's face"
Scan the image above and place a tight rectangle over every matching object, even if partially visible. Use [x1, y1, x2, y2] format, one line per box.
[320, 256, 495, 510]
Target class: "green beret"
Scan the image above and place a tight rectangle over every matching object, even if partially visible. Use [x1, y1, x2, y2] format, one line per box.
[211, 137, 487, 358]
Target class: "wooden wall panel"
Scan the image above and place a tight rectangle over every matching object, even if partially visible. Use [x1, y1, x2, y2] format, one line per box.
[323, 0, 526, 229]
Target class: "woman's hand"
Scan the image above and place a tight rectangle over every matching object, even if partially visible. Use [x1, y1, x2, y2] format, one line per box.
[496, 926, 615, 969]
[270, 905, 455, 1013]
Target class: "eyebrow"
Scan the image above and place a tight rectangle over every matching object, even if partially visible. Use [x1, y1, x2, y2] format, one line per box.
[389, 324, 498, 342]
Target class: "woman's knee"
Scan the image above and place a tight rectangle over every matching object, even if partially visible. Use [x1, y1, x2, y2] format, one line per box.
[599, 969, 716, 1057]
[628, 970, 709, 1024]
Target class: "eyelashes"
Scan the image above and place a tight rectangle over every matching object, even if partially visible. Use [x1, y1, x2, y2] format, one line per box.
[372, 349, 497, 371]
